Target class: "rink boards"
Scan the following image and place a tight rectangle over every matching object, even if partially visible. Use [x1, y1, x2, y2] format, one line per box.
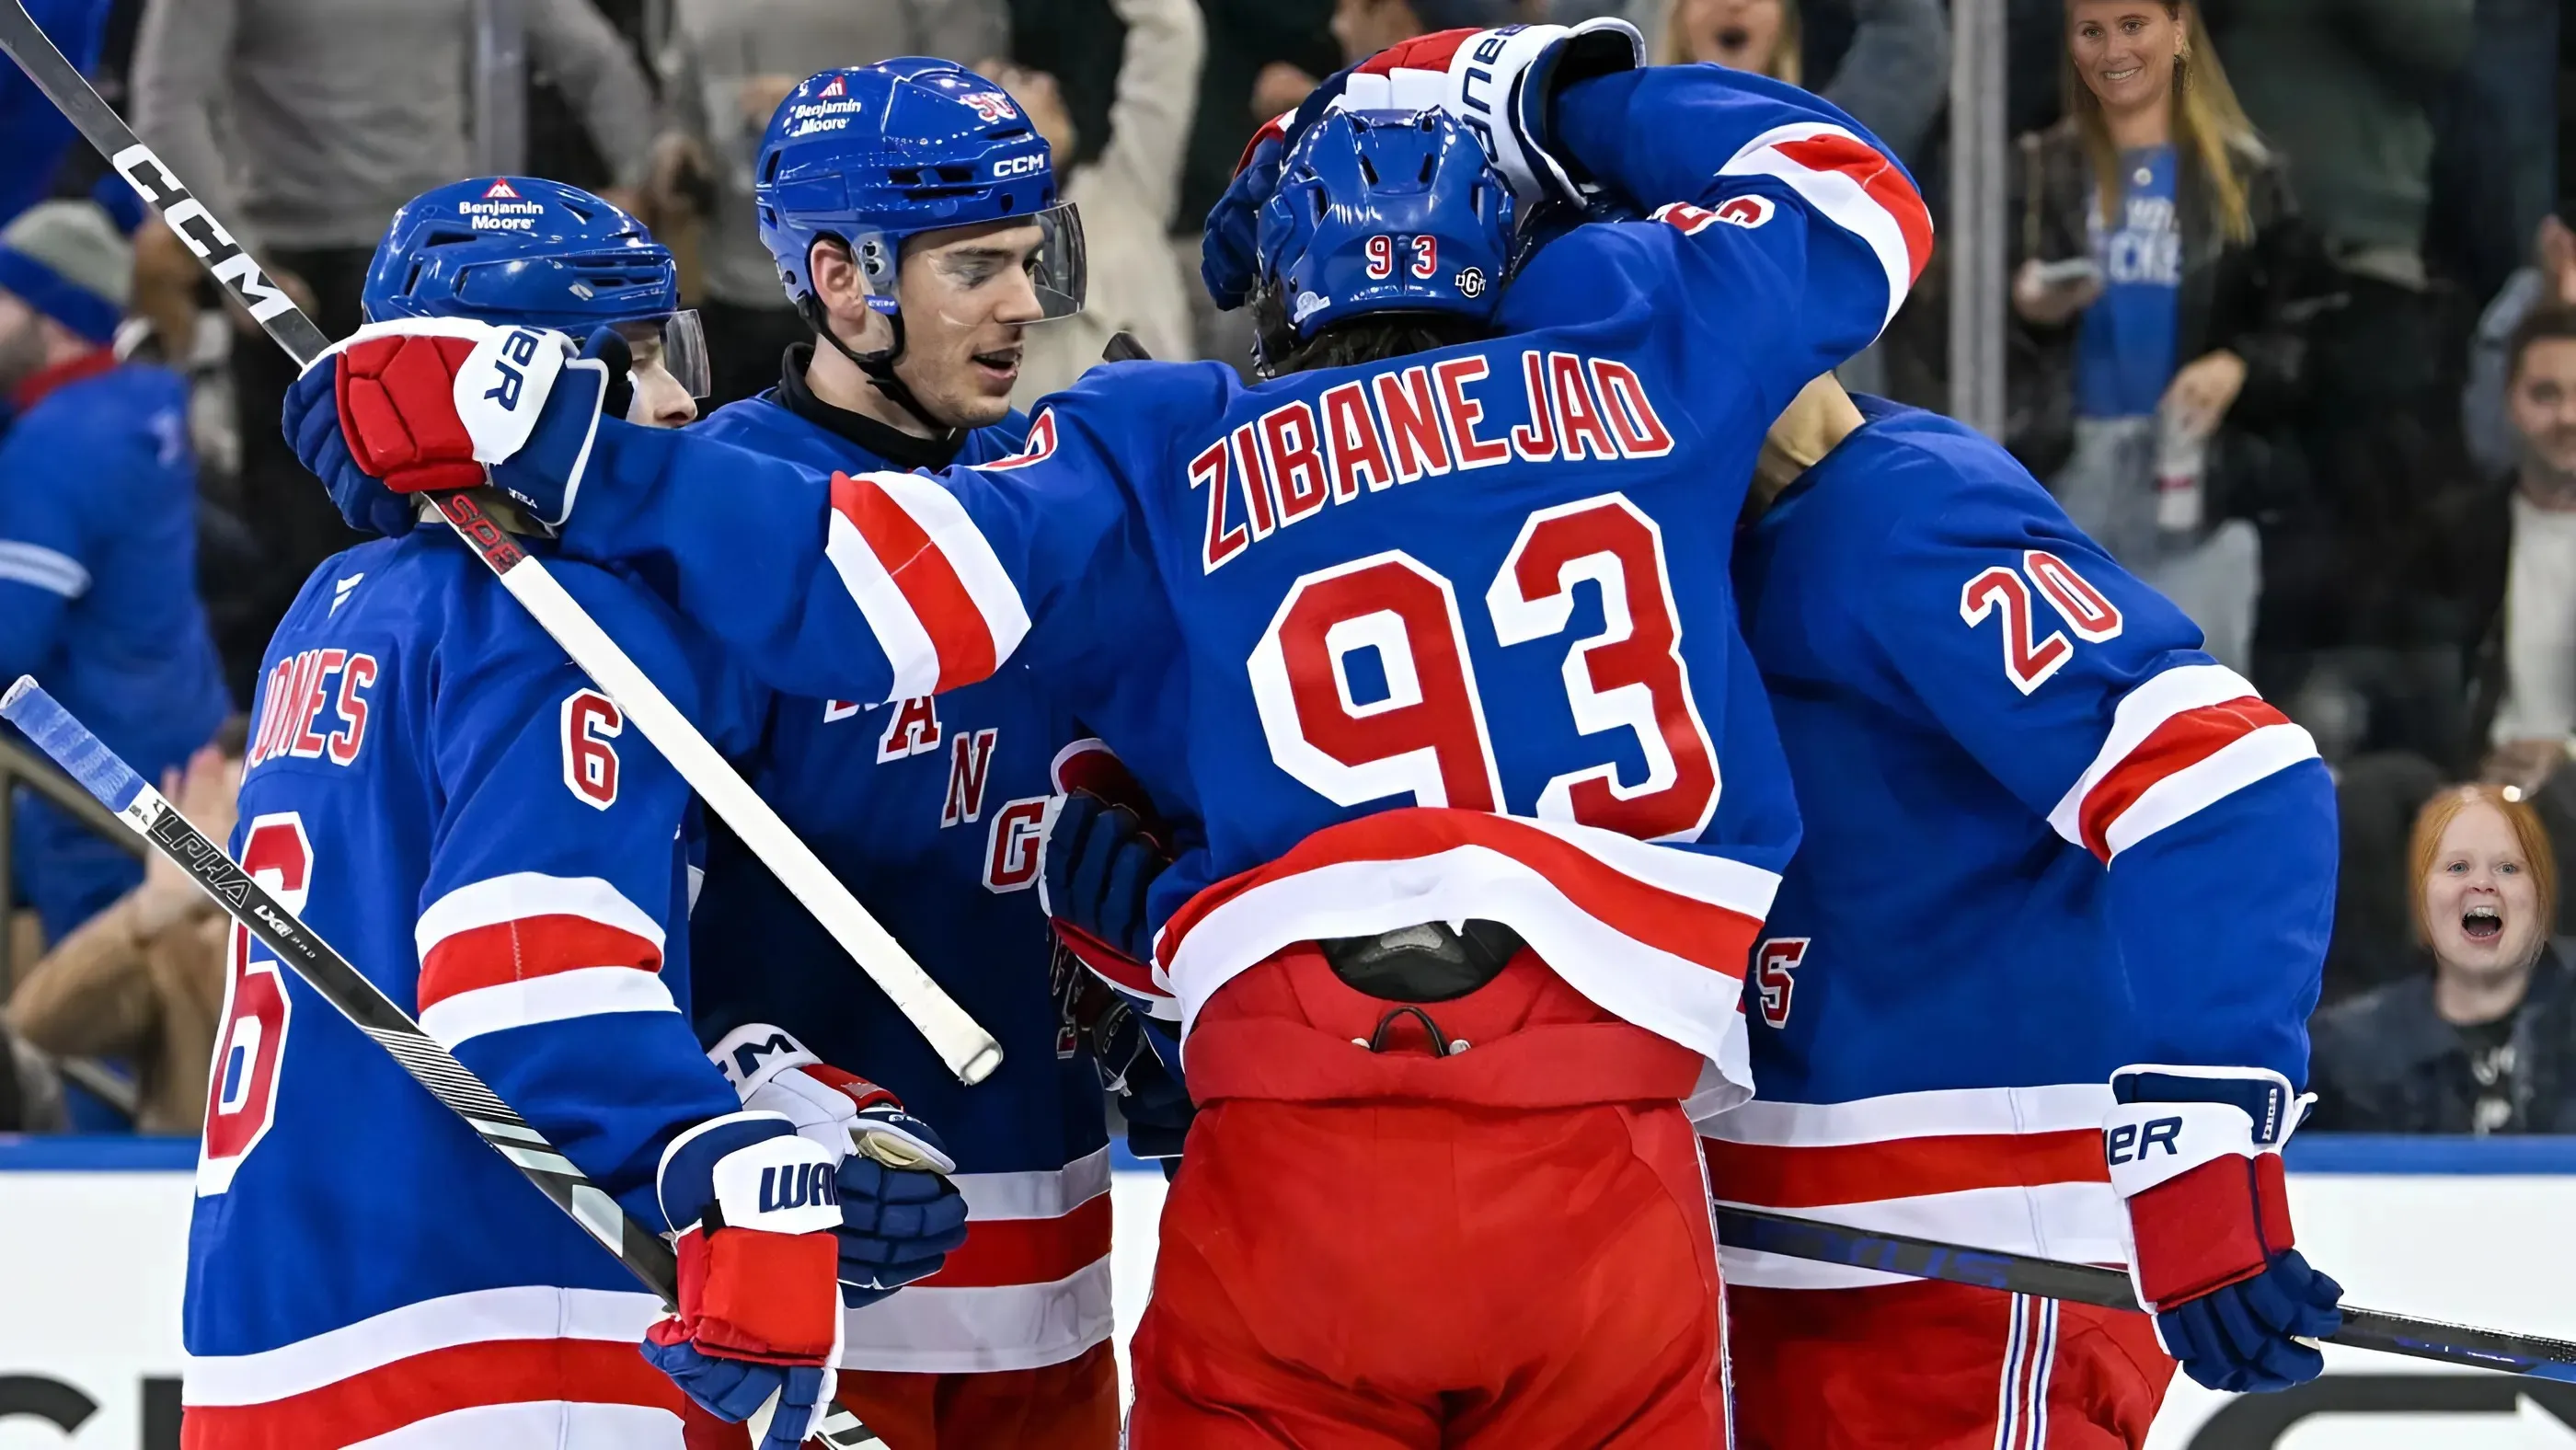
[3, 1135, 2572, 1449]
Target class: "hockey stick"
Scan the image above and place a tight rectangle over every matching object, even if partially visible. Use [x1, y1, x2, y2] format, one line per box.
[0, 677, 889, 1450]
[0, 0, 1001, 1088]
[1713, 1203, 2576, 1383]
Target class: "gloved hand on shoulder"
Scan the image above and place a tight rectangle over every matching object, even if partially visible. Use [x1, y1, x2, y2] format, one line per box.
[282, 317, 624, 536]
[1201, 19, 1645, 307]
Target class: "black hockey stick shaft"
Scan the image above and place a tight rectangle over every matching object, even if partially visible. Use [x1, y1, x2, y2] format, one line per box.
[0, 0, 1004, 1089]
[0, 679, 887, 1448]
[1714, 1204, 2576, 1383]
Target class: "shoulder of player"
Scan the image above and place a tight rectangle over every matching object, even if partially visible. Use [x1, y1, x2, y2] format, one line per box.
[1031, 359, 1238, 446]
[1800, 405, 2060, 547]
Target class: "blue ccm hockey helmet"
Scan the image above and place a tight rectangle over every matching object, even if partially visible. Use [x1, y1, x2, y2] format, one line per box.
[360, 177, 708, 396]
[1254, 108, 1516, 366]
[755, 60, 1086, 324]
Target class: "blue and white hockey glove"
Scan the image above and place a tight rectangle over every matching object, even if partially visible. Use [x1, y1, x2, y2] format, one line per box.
[706, 1025, 970, 1308]
[1201, 21, 1641, 309]
[281, 317, 615, 535]
[2104, 1065, 2344, 1393]
[641, 1113, 844, 1450]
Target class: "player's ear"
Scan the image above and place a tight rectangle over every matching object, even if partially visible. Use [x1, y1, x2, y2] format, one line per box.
[809, 238, 868, 319]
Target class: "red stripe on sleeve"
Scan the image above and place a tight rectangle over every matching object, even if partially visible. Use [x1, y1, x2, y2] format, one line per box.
[2077, 696, 2290, 862]
[917, 1191, 1112, 1289]
[178, 1338, 684, 1450]
[417, 915, 665, 1011]
[1704, 1129, 2109, 1211]
[1772, 132, 1934, 284]
[828, 473, 999, 690]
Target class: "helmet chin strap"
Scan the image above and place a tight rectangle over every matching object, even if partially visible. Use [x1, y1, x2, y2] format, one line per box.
[799, 292, 961, 443]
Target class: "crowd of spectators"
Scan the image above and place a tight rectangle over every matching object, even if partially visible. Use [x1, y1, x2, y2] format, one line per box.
[0, 0, 2567, 1137]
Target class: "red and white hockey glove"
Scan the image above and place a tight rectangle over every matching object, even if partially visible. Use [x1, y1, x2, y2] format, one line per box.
[1343, 21, 1643, 208]
[642, 1113, 844, 1450]
[283, 316, 611, 533]
[706, 1025, 970, 1308]
[2105, 1065, 2342, 1393]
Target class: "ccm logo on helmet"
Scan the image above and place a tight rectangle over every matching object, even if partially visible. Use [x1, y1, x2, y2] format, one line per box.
[994, 153, 1046, 179]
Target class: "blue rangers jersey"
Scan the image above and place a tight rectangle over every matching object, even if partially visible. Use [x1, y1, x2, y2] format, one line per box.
[1708, 398, 2335, 1289]
[548, 63, 1931, 1111]
[686, 381, 1119, 1374]
[182, 534, 759, 1447]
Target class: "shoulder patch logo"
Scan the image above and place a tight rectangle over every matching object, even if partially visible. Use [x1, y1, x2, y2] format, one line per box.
[329, 573, 364, 615]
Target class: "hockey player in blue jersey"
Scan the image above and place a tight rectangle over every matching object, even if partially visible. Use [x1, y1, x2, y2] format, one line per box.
[197, 178, 963, 1450]
[1179, 38, 2347, 1435]
[676, 61, 1162, 1446]
[286, 22, 1932, 1443]
[1705, 375, 2344, 1447]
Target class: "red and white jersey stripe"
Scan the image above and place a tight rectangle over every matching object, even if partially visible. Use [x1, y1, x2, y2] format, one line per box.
[413, 874, 673, 1048]
[1154, 808, 1777, 1110]
[1702, 1084, 2123, 1291]
[180, 1285, 681, 1450]
[837, 1146, 1115, 1373]
[2045, 664, 2317, 865]
[824, 470, 1031, 701]
[1717, 121, 1933, 328]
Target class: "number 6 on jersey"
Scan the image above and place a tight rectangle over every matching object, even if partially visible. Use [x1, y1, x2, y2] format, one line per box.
[1248, 493, 1719, 841]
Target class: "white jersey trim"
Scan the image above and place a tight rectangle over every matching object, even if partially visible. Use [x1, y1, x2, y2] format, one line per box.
[837, 1257, 1115, 1374]
[2044, 664, 2255, 844]
[184, 1285, 665, 1406]
[951, 1146, 1111, 1222]
[1718, 121, 1918, 328]
[418, 965, 681, 1047]
[2100, 723, 2319, 859]
[824, 506, 941, 701]
[414, 872, 667, 960]
[1702, 1083, 2117, 1146]
[0, 539, 90, 598]
[864, 470, 1033, 667]
[1160, 833, 1773, 1111]
[1717, 1180, 2125, 1291]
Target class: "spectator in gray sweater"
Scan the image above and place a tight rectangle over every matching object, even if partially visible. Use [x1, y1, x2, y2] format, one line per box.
[648, 0, 1008, 408]
[130, 0, 658, 698]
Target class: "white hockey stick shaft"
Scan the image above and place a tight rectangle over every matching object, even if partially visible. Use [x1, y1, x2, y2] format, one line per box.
[442, 503, 1005, 1083]
[0, 0, 999, 1086]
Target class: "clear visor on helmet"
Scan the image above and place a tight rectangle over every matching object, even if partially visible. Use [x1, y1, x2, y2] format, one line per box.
[853, 201, 1087, 322]
[615, 309, 711, 399]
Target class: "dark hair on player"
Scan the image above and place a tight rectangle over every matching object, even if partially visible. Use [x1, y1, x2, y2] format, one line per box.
[1248, 282, 1488, 378]
[2508, 303, 2576, 383]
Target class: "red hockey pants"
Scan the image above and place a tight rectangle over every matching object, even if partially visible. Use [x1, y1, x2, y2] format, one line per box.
[1127, 1094, 1730, 1448]
[1730, 1279, 2174, 1450]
